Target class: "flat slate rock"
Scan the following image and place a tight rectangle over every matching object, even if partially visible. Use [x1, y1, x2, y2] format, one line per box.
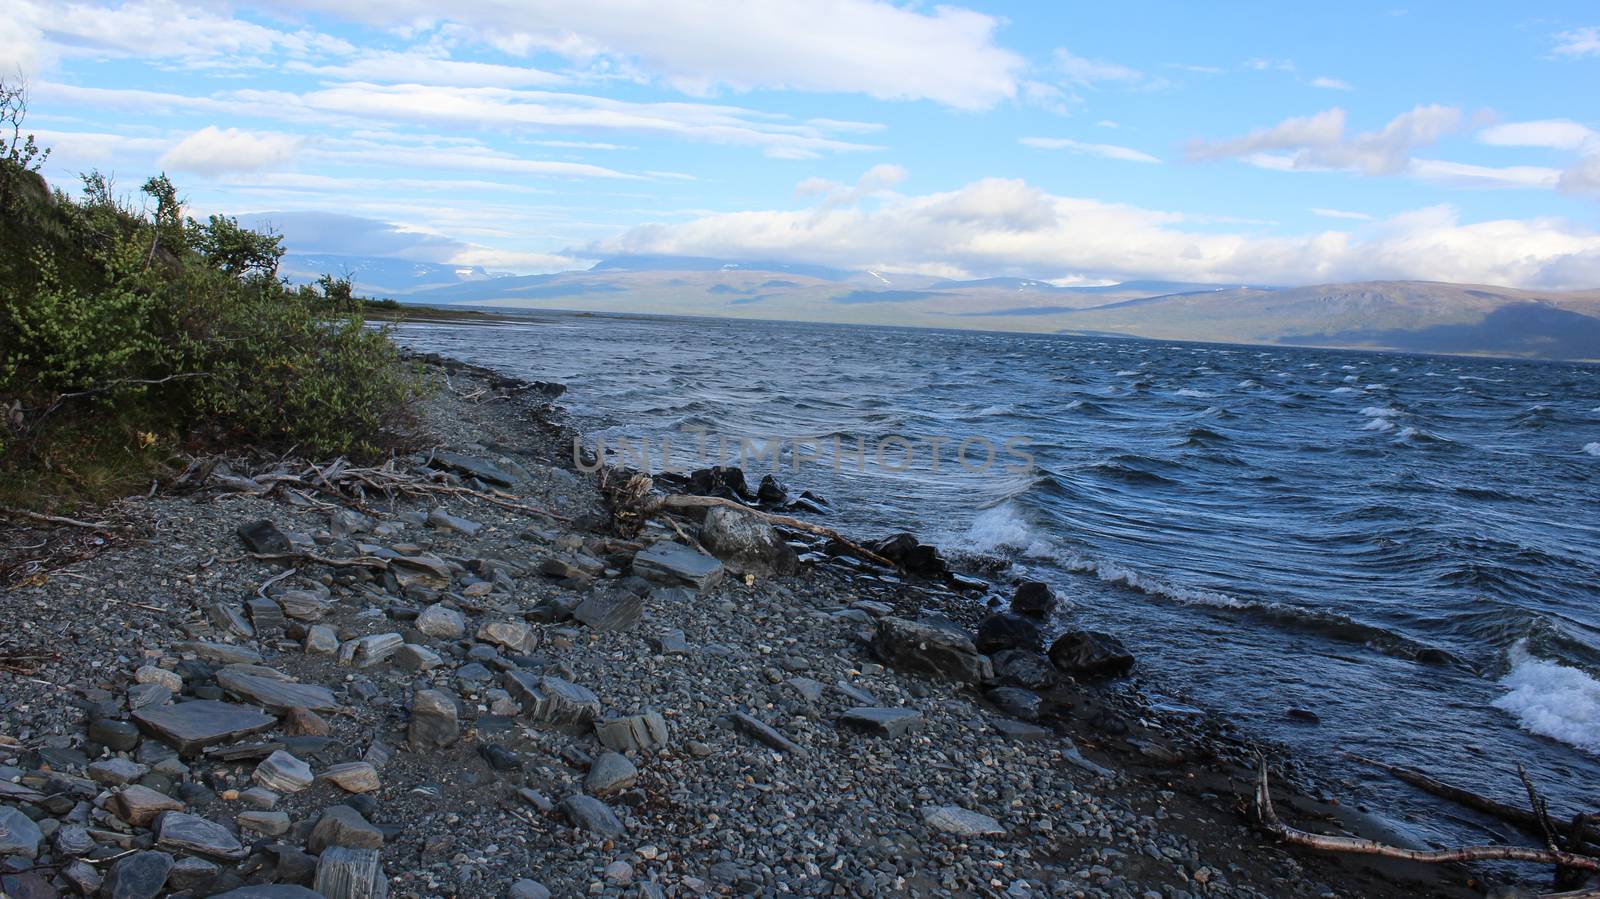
[0, 806, 42, 859]
[632, 541, 725, 591]
[922, 805, 1005, 836]
[573, 589, 644, 632]
[560, 794, 626, 836]
[216, 669, 341, 713]
[172, 641, 262, 666]
[729, 712, 808, 756]
[237, 519, 291, 554]
[838, 707, 924, 738]
[428, 450, 516, 487]
[133, 701, 276, 757]
[212, 887, 325, 899]
[156, 812, 247, 860]
[505, 672, 601, 730]
[991, 718, 1052, 741]
[103, 851, 174, 899]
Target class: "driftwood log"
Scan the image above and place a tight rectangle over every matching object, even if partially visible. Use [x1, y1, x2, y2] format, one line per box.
[1348, 754, 1598, 843]
[1254, 761, 1600, 875]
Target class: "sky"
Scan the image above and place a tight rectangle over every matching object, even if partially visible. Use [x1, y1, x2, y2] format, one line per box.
[4, 0, 1600, 288]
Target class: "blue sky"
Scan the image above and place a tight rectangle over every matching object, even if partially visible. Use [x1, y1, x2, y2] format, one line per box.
[5, 1, 1600, 286]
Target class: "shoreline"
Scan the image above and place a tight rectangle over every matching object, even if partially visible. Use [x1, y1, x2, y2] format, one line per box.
[0, 352, 1521, 897]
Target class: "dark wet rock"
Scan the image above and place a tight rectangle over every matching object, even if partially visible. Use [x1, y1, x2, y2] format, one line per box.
[0, 807, 42, 859]
[102, 851, 174, 899]
[867, 533, 946, 577]
[594, 711, 669, 753]
[584, 752, 638, 795]
[87, 717, 140, 751]
[1047, 630, 1135, 677]
[871, 617, 992, 684]
[755, 473, 788, 505]
[155, 811, 246, 860]
[680, 466, 754, 501]
[729, 712, 808, 756]
[62, 860, 101, 896]
[975, 612, 1043, 654]
[216, 669, 341, 713]
[52, 824, 94, 857]
[407, 689, 460, 750]
[308, 806, 384, 853]
[632, 541, 725, 590]
[699, 506, 799, 576]
[504, 673, 600, 730]
[313, 846, 387, 899]
[560, 794, 626, 836]
[986, 686, 1043, 722]
[1286, 707, 1321, 724]
[237, 519, 291, 554]
[1011, 581, 1058, 618]
[107, 785, 184, 826]
[838, 707, 924, 738]
[573, 588, 644, 632]
[427, 450, 515, 487]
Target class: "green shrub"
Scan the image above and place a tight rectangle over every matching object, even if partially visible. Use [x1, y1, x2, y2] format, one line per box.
[1, 139, 431, 504]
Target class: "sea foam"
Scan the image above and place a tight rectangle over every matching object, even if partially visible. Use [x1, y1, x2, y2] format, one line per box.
[1493, 641, 1600, 754]
[1585, 442, 1600, 457]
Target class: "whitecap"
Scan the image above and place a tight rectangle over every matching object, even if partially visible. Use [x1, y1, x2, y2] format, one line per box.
[1049, 551, 1247, 609]
[1360, 405, 1401, 418]
[1115, 369, 1140, 376]
[1236, 379, 1259, 389]
[1363, 418, 1396, 432]
[1331, 387, 1360, 395]
[1493, 641, 1600, 754]
[958, 505, 1051, 556]
[1585, 442, 1600, 457]
[1175, 388, 1214, 398]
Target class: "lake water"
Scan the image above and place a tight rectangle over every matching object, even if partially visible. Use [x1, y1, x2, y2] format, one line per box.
[396, 310, 1600, 844]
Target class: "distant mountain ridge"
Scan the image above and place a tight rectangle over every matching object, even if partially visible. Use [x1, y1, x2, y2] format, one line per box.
[280, 254, 509, 295]
[334, 253, 1599, 361]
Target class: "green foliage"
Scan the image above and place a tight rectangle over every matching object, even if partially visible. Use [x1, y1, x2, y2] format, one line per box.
[1, 123, 431, 505]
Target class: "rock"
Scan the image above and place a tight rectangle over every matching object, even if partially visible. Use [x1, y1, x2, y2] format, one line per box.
[338, 633, 404, 668]
[584, 752, 638, 795]
[991, 718, 1052, 741]
[476, 620, 538, 655]
[1011, 581, 1058, 618]
[314, 846, 387, 899]
[922, 805, 1005, 836]
[986, 686, 1042, 722]
[0, 870, 53, 899]
[308, 805, 384, 853]
[632, 541, 724, 591]
[479, 743, 521, 771]
[1286, 707, 1321, 724]
[207, 603, 254, 638]
[427, 450, 515, 487]
[107, 785, 184, 826]
[594, 711, 669, 753]
[867, 533, 946, 577]
[407, 689, 459, 750]
[155, 811, 247, 860]
[508, 880, 552, 899]
[212, 886, 324, 899]
[388, 554, 451, 586]
[0, 806, 42, 859]
[167, 856, 220, 892]
[237, 810, 291, 836]
[237, 519, 291, 554]
[330, 508, 372, 538]
[278, 591, 333, 621]
[318, 762, 380, 793]
[975, 612, 1043, 654]
[284, 706, 331, 736]
[426, 507, 483, 536]
[838, 707, 924, 738]
[393, 643, 444, 671]
[102, 851, 174, 899]
[729, 712, 807, 756]
[871, 617, 993, 684]
[1047, 630, 1135, 677]
[304, 625, 340, 654]
[135, 665, 183, 693]
[699, 506, 799, 575]
[990, 649, 1059, 691]
[253, 751, 314, 793]
[504, 673, 601, 730]
[649, 629, 694, 656]
[133, 700, 276, 757]
[560, 794, 626, 836]
[246, 597, 285, 632]
[573, 588, 643, 632]
[88, 757, 148, 786]
[126, 682, 171, 710]
[62, 860, 101, 896]
[172, 640, 262, 666]
[88, 717, 141, 751]
[216, 668, 341, 713]
[52, 824, 94, 856]
[414, 604, 466, 640]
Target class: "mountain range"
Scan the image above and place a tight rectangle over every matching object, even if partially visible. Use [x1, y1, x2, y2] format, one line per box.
[285, 252, 1600, 361]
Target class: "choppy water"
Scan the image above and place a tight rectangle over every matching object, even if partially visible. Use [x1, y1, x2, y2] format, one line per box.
[396, 311, 1600, 844]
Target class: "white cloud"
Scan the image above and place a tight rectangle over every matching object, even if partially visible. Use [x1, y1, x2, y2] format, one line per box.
[1188, 105, 1462, 176]
[1478, 119, 1597, 152]
[1310, 207, 1373, 221]
[263, 0, 1024, 109]
[1408, 159, 1562, 190]
[160, 126, 303, 175]
[1311, 76, 1352, 90]
[1560, 154, 1600, 196]
[1244, 58, 1296, 72]
[1021, 136, 1160, 164]
[584, 171, 1600, 288]
[1552, 26, 1600, 58]
[1054, 48, 1146, 86]
[287, 51, 567, 88]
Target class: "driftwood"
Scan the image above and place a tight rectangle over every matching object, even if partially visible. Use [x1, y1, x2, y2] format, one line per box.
[603, 472, 896, 569]
[244, 551, 391, 570]
[1348, 754, 1596, 841]
[206, 457, 568, 522]
[1255, 761, 1600, 874]
[0, 506, 109, 529]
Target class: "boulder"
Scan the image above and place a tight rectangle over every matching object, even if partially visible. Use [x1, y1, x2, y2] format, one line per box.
[102, 851, 174, 899]
[504, 673, 601, 730]
[476, 620, 538, 655]
[338, 633, 404, 668]
[871, 617, 992, 684]
[699, 506, 799, 576]
[252, 751, 313, 793]
[990, 649, 1059, 691]
[318, 762, 380, 793]
[974, 612, 1043, 654]
[1047, 630, 1134, 677]
[867, 533, 946, 577]
[985, 686, 1042, 722]
[1011, 581, 1058, 618]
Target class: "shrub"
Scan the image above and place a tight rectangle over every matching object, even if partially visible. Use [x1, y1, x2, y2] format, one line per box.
[0, 105, 430, 504]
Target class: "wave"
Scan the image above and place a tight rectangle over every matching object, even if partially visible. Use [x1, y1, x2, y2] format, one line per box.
[1585, 442, 1600, 457]
[1360, 405, 1403, 418]
[1331, 387, 1361, 395]
[1175, 388, 1215, 398]
[1362, 418, 1396, 432]
[1493, 640, 1600, 754]
[957, 504, 1054, 556]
